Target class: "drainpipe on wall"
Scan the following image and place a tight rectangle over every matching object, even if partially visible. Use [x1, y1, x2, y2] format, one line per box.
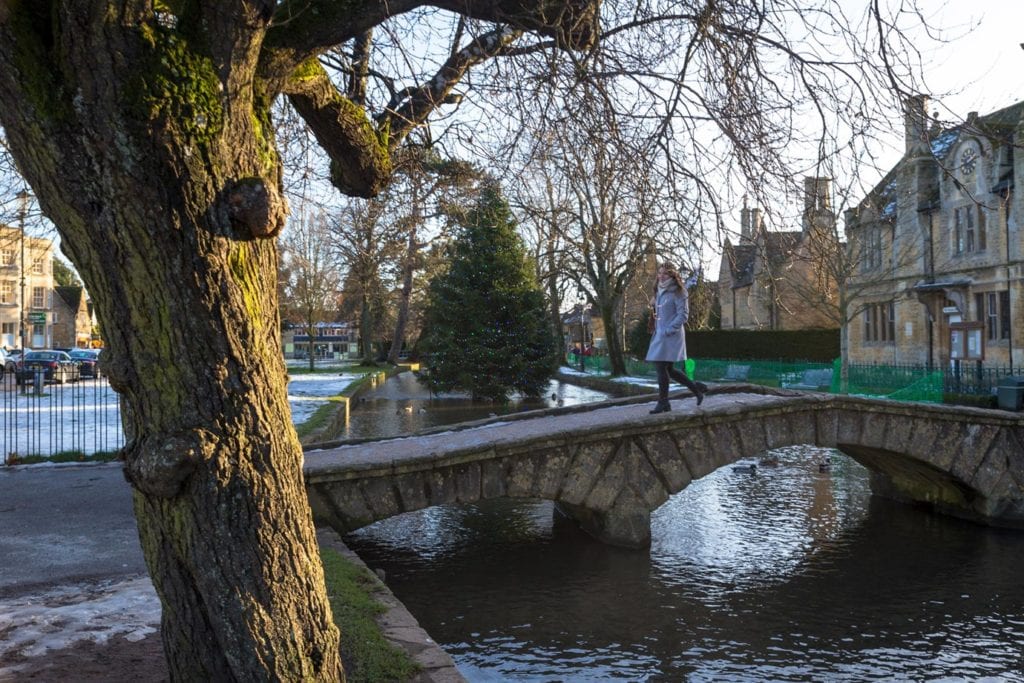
[1005, 191, 1014, 372]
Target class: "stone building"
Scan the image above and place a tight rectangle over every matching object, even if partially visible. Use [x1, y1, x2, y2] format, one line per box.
[718, 178, 840, 330]
[282, 322, 359, 359]
[0, 227, 54, 349]
[52, 286, 93, 349]
[845, 96, 1024, 368]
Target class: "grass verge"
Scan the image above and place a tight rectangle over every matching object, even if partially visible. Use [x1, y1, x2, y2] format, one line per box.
[322, 548, 420, 682]
[6, 450, 121, 466]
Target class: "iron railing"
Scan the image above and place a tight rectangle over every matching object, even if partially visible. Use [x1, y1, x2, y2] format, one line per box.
[0, 375, 124, 463]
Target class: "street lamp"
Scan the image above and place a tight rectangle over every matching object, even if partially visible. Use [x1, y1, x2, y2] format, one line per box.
[576, 290, 586, 372]
[16, 189, 28, 351]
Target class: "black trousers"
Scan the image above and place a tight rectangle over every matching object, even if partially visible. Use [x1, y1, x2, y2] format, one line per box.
[654, 360, 700, 400]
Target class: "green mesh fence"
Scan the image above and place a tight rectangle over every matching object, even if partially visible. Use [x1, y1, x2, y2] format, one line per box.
[566, 355, 954, 403]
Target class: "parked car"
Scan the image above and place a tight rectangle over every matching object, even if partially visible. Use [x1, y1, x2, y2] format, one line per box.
[5, 349, 21, 374]
[15, 350, 81, 385]
[69, 348, 102, 378]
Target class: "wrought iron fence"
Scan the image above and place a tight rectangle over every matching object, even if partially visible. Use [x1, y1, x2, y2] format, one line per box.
[0, 375, 124, 463]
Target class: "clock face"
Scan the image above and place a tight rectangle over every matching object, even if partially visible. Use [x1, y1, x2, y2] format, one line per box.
[960, 147, 978, 175]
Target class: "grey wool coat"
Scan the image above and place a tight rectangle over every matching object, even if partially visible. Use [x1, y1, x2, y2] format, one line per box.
[645, 281, 689, 362]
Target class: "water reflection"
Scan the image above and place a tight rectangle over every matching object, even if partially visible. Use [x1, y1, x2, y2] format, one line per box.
[343, 372, 612, 440]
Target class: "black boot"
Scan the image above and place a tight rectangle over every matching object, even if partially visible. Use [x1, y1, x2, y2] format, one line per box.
[649, 399, 671, 414]
[694, 382, 707, 406]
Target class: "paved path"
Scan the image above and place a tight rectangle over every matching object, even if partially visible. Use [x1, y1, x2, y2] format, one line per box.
[0, 462, 146, 597]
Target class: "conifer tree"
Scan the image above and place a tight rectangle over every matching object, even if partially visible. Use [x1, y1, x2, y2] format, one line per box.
[422, 184, 558, 401]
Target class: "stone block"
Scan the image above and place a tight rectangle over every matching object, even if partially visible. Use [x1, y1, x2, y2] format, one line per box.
[947, 423, 1001, 484]
[969, 442, 1008, 499]
[360, 477, 401, 520]
[918, 421, 967, 471]
[788, 411, 817, 447]
[882, 414, 917, 455]
[836, 409, 862, 445]
[815, 409, 838, 447]
[454, 461, 482, 503]
[676, 425, 730, 479]
[640, 431, 691, 493]
[393, 472, 429, 513]
[314, 481, 373, 532]
[558, 441, 615, 506]
[480, 459, 508, 499]
[624, 438, 670, 509]
[584, 446, 625, 512]
[427, 468, 459, 505]
[506, 453, 539, 498]
[736, 415, 768, 456]
[532, 450, 574, 499]
[858, 412, 888, 450]
[762, 414, 793, 451]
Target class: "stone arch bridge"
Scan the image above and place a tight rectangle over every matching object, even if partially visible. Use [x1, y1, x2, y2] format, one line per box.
[303, 386, 1024, 548]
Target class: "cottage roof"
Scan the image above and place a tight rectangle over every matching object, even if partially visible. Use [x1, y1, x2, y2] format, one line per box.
[763, 231, 802, 269]
[54, 286, 84, 311]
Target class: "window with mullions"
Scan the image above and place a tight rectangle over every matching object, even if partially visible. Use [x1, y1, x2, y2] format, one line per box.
[860, 227, 883, 272]
[974, 290, 1011, 341]
[863, 301, 895, 343]
[953, 205, 986, 255]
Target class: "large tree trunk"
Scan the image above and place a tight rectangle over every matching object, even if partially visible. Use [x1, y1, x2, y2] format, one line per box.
[359, 294, 375, 363]
[387, 227, 418, 364]
[600, 300, 627, 375]
[0, 6, 341, 679]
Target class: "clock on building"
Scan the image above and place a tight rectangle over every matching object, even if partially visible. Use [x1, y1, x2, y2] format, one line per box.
[959, 146, 978, 175]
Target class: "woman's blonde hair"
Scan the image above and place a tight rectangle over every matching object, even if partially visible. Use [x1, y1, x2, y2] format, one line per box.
[656, 261, 685, 290]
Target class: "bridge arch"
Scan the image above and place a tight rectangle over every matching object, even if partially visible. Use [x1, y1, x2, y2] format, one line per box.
[304, 390, 1024, 548]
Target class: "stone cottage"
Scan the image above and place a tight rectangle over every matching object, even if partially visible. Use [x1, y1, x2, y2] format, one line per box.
[718, 178, 840, 331]
[845, 96, 1024, 368]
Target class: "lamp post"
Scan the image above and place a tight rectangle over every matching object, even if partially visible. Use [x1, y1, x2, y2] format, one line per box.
[577, 290, 586, 372]
[16, 189, 28, 352]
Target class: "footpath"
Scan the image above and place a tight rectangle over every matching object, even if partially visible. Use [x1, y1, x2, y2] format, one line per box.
[0, 462, 463, 682]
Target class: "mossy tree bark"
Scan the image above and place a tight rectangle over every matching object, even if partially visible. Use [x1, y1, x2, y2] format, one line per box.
[0, 1, 598, 679]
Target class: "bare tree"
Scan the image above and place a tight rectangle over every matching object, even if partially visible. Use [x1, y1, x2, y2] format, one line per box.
[332, 199, 405, 363]
[280, 207, 342, 369]
[384, 149, 483, 363]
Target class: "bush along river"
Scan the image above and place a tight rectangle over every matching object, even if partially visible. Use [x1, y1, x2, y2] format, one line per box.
[341, 372, 1024, 681]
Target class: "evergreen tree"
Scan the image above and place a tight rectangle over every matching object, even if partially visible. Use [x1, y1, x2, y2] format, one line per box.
[422, 184, 558, 401]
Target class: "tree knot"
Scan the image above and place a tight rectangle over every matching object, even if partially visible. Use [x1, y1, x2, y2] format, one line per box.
[222, 177, 287, 240]
[122, 429, 216, 498]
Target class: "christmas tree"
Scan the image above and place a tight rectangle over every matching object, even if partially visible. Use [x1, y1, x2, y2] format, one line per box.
[421, 183, 558, 401]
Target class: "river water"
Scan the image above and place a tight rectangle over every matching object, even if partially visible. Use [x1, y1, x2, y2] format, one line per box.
[343, 373, 1024, 681]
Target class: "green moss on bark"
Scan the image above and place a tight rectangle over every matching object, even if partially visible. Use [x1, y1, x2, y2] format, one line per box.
[128, 22, 224, 143]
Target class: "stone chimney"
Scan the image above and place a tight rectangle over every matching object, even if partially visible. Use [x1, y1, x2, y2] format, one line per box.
[803, 177, 832, 213]
[739, 198, 761, 244]
[904, 94, 931, 156]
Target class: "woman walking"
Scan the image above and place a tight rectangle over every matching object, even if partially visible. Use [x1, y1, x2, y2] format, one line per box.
[646, 262, 706, 414]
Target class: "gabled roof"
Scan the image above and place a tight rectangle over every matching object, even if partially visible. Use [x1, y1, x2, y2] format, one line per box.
[763, 231, 801, 269]
[54, 286, 84, 311]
